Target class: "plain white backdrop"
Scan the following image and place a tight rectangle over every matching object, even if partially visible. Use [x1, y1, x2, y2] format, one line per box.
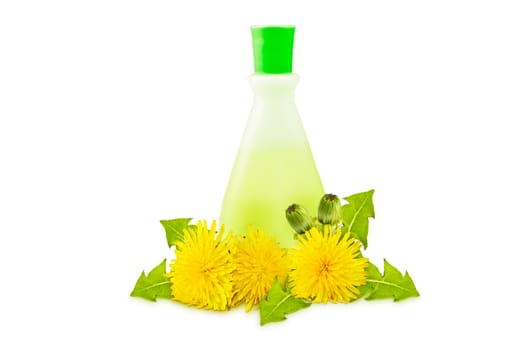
[1, 0, 522, 348]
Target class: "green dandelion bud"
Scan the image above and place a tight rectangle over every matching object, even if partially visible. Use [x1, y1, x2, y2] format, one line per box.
[286, 204, 314, 234]
[318, 193, 342, 225]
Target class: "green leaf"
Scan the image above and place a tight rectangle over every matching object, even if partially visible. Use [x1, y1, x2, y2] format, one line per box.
[260, 279, 310, 326]
[365, 259, 420, 301]
[160, 218, 192, 248]
[130, 259, 172, 302]
[341, 189, 375, 249]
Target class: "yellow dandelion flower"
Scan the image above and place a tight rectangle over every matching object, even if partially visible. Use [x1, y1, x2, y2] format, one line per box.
[231, 227, 289, 311]
[166, 220, 234, 311]
[289, 226, 368, 303]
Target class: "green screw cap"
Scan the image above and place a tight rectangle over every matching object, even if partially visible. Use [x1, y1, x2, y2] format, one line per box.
[251, 25, 295, 74]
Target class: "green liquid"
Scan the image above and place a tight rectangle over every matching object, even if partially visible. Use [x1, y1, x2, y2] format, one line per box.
[220, 146, 324, 248]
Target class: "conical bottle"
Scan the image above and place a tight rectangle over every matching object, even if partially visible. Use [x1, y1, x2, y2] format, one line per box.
[220, 25, 324, 248]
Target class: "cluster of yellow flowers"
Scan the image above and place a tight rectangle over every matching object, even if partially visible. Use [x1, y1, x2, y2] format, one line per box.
[166, 220, 369, 311]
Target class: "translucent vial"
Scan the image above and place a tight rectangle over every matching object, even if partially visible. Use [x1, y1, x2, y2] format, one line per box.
[220, 26, 324, 248]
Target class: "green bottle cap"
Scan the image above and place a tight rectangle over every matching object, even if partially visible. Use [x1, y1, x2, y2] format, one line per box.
[251, 25, 295, 74]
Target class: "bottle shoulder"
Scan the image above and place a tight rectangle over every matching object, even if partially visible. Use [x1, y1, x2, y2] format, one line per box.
[248, 73, 299, 93]
[248, 73, 299, 84]
[248, 73, 299, 80]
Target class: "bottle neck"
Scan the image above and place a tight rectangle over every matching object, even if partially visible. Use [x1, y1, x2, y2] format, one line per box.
[249, 73, 299, 101]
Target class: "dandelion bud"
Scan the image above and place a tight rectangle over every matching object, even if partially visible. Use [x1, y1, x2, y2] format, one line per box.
[318, 193, 341, 225]
[285, 204, 314, 234]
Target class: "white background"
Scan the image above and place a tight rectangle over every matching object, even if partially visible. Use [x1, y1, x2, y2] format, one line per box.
[1, 0, 522, 348]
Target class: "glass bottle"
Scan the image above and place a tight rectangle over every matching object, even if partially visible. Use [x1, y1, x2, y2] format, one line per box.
[220, 25, 324, 248]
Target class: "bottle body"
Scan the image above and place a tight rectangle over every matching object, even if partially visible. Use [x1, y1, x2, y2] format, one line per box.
[220, 74, 324, 248]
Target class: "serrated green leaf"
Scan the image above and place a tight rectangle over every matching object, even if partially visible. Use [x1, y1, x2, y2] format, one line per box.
[260, 279, 310, 326]
[356, 262, 381, 300]
[341, 189, 375, 249]
[160, 218, 192, 248]
[130, 259, 172, 301]
[365, 259, 420, 301]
